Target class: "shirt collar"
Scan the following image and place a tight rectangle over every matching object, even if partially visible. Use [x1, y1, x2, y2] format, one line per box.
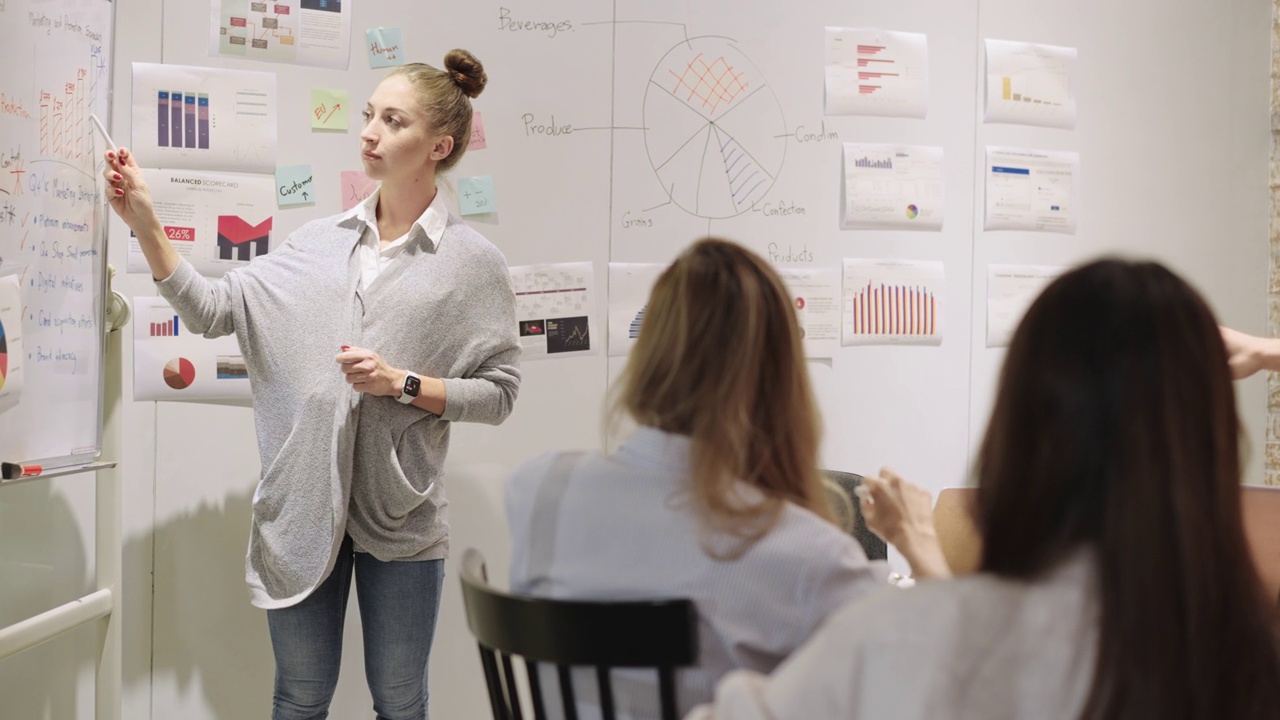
[616, 426, 692, 472]
[342, 185, 450, 251]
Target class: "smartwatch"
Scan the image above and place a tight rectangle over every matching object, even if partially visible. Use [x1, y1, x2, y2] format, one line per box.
[397, 372, 421, 404]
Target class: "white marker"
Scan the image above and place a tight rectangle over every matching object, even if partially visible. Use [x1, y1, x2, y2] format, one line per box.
[89, 113, 117, 153]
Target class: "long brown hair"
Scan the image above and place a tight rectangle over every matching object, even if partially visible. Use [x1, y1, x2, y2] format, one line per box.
[387, 49, 486, 173]
[614, 238, 831, 554]
[976, 258, 1280, 719]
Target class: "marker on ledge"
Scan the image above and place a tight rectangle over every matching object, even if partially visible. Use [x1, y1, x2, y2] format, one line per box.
[2, 462, 43, 480]
[89, 113, 118, 153]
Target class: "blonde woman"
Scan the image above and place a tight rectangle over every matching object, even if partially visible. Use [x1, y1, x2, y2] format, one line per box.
[505, 238, 948, 718]
[104, 51, 519, 720]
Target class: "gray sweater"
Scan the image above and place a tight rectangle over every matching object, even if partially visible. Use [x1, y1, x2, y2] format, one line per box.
[157, 211, 521, 608]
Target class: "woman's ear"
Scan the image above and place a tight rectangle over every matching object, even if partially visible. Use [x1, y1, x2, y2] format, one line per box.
[430, 134, 455, 162]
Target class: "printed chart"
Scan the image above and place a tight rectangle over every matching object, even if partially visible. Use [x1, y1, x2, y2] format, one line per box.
[842, 259, 945, 346]
[824, 27, 928, 118]
[841, 143, 944, 230]
[984, 39, 1077, 129]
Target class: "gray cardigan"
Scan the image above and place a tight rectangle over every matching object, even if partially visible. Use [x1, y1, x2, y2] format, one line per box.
[156, 211, 521, 608]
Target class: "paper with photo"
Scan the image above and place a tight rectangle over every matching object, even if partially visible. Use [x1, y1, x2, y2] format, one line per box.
[607, 263, 668, 357]
[134, 297, 252, 402]
[842, 143, 944, 231]
[510, 262, 597, 359]
[986, 265, 1065, 347]
[209, 0, 353, 70]
[825, 27, 928, 118]
[127, 169, 275, 277]
[842, 258, 944, 347]
[984, 39, 1077, 129]
[984, 147, 1079, 234]
[132, 63, 278, 174]
[778, 268, 841, 359]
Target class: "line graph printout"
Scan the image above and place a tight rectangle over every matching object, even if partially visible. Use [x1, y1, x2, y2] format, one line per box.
[127, 169, 276, 277]
[643, 37, 787, 219]
[607, 263, 667, 357]
[842, 259, 944, 346]
[777, 268, 841, 359]
[986, 264, 1065, 348]
[510, 262, 597, 359]
[825, 27, 928, 118]
[209, 0, 352, 69]
[984, 39, 1077, 129]
[132, 63, 277, 174]
[984, 147, 1079, 234]
[842, 143, 944, 231]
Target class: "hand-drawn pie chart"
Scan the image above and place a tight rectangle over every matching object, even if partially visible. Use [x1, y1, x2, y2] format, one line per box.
[0, 317, 8, 394]
[163, 357, 196, 390]
[643, 36, 787, 219]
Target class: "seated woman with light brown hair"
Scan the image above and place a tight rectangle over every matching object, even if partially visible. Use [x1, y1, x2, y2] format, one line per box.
[689, 258, 1280, 720]
[504, 238, 948, 719]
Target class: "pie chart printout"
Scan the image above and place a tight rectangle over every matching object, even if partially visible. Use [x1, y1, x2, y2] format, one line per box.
[164, 357, 196, 390]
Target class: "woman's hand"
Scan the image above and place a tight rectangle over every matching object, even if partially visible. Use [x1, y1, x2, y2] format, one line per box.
[1220, 326, 1280, 380]
[101, 147, 159, 234]
[858, 467, 952, 579]
[336, 346, 406, 397]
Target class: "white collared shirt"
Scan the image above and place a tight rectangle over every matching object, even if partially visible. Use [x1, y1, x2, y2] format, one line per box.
[505, 427, 890, 719]
[346, 185, 449, 291]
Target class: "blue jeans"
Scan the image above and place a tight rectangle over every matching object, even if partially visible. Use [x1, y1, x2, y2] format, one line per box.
[267, 534, 445, 720]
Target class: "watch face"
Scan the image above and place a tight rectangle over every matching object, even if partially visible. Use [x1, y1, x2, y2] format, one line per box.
[403, 374, 421, 397]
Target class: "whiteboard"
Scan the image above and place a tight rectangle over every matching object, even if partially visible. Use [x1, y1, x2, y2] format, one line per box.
[0, 0, 114, 468]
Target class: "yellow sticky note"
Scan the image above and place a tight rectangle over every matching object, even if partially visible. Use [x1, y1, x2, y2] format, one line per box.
[311, 88, 349, 131]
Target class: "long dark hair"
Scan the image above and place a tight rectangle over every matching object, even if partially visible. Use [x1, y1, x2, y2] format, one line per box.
[976, 258, 1280, 719]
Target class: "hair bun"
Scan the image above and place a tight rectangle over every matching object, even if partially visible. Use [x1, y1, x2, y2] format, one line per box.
[444, 48, 487, 98]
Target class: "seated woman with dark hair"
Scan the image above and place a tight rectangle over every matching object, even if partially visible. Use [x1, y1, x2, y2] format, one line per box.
[505, 238, 949, 719]
[690, 258, 1280, 720]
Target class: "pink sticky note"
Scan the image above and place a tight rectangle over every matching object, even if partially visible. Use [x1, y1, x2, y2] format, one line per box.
[340, 169, 379, 211]
[468, 111, 487, 151]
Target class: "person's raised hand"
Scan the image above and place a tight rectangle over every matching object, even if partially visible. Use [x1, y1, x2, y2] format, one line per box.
[858, 467, 951, 579]
[101, 147, 158, 233]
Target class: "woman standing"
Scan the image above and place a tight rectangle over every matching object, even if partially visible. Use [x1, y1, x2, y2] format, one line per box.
[105, 50, 520, 720]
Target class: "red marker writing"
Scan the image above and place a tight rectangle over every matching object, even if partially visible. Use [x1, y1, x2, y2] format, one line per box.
[1, 463, 43, 480]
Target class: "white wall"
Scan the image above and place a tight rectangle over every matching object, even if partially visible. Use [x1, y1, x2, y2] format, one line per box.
[2, 0, 1271, 718]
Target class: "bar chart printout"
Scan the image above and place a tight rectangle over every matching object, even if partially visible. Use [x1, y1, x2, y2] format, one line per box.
[842, 259, 944, 346]
[984, 39, 1077, 129]
[842, 143, 944, 230]
[824, 27, 928, 118]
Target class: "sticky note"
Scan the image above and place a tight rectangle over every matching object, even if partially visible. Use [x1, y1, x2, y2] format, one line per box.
[311, 88, 349, 131]
[276, 164, 315, 207]
[468, 111, 487, 150]
[366, 27, 405, 68]
[457, 175, 497, 216]
[340, 169, 379, 211]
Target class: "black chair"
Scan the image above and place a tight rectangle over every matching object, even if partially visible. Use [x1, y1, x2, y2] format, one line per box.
[459, 548, 700, 720]
[821, 470, 888, 561]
